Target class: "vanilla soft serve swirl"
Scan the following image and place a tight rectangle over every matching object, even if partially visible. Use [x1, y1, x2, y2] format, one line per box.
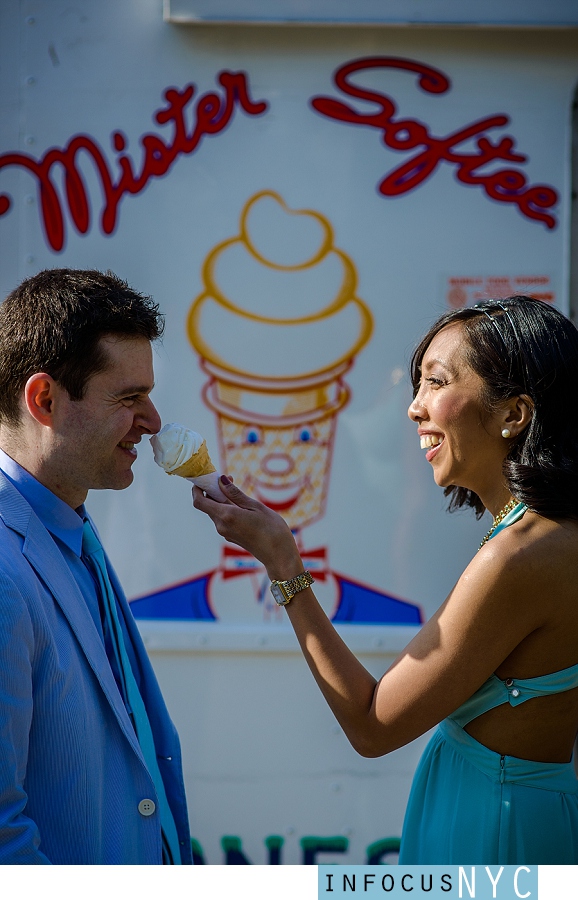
[150, 424, 205, 473]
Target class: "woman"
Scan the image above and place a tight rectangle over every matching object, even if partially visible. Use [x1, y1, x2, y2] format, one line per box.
[194, 295, 578, 863]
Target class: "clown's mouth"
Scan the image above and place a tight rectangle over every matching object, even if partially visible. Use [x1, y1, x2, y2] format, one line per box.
[253, 478, 307, 512]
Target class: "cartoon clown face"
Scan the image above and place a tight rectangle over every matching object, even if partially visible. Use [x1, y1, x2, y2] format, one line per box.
[218, 414, 337, 530]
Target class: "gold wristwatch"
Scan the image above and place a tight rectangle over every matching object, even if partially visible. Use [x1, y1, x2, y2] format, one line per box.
[270, 570, 314, 606]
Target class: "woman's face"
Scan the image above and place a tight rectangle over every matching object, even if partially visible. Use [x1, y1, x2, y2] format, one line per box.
[408, 323, 507, 494]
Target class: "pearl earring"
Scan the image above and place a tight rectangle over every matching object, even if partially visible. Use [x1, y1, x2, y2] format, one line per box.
[501, 428, 511, 439]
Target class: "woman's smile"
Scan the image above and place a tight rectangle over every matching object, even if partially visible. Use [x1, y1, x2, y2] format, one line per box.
[419, 431, 445, 462]
[419, 433, 443, 450]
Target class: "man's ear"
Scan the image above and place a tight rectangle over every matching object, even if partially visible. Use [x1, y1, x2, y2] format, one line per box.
[23, 374, 58, 428]
[502, 393, 534, 437]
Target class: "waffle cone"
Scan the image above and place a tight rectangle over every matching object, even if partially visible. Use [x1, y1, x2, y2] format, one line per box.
[170, 440, 216, 478]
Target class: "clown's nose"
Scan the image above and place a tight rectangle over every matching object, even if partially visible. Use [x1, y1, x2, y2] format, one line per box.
[262, 453, 294, 476]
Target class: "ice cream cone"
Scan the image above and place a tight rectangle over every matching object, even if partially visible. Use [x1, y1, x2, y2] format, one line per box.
[170, 440, 216, 478]
[150, 424, 227, 502]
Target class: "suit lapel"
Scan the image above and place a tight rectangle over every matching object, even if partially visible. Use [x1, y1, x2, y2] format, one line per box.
[0, 476, 142, 759]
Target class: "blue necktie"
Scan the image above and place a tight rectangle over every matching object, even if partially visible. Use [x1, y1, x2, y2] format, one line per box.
[82, 520, 181, 865]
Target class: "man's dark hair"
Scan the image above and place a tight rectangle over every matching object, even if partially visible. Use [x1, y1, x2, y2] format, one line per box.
[0, 268, 164, 426]
[410, 295, 578, 520]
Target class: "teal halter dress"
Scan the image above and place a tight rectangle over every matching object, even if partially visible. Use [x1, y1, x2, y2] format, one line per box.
[399, 503, 578, 863]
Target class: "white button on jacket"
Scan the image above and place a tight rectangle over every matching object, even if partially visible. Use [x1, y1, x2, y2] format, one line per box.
[138, 799, 156, 817]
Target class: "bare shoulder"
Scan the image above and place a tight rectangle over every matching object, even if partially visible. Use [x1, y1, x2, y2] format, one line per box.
[461, 511, 578, 670]
[421, 510, 578, 653]
[475, 511, 578, 596]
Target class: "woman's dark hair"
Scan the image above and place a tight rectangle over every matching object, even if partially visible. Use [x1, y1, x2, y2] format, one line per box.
[410, 295, 578, 519]
[0, 268, 164, 427]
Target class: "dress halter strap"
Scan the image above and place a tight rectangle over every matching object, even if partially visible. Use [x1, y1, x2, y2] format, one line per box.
[450, 665, 578, 728]
[488, 501, 527, 540]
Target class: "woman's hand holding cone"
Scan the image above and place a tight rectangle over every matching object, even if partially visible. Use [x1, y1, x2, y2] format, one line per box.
[193, 477, 304, 582]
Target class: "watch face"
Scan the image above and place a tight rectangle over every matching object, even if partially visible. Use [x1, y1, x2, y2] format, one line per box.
[270, 582, 289, 606]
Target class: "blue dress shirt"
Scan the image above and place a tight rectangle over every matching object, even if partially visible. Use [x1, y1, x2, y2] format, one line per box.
[0, 447, 142, 698]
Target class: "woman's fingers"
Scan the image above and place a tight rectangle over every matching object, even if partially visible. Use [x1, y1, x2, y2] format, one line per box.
[216, 476, 262, 510]
[192, 481, 268, 540]
[192, 481, 299, 575]
[193, 476, 263, 515]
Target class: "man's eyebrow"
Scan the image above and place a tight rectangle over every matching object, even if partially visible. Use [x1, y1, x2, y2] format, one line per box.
[114, 382, 155, 396]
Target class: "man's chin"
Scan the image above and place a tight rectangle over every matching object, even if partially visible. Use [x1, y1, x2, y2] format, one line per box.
[95, 469, 135, 492]
[117, 469, 135, 489]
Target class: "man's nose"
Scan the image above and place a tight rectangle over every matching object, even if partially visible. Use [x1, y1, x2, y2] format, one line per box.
[138, 397, 162, 435]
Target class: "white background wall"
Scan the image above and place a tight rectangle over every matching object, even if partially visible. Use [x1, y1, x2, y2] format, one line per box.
[1, 0, 577, 863]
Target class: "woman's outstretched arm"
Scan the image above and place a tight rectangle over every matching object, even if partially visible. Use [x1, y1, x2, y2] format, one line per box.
[193, 478, 547, 757]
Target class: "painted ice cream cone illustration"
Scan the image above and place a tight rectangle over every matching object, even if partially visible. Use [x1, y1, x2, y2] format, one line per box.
[187, 190, 373, 531]
[132, 192, 422, 628]
[150, 423, 227, 502]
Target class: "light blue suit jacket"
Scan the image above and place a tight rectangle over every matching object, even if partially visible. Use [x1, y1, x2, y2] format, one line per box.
[0, 472, 192, 864]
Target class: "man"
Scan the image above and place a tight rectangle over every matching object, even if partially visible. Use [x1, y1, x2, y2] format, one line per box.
[0, 268, 191, 864]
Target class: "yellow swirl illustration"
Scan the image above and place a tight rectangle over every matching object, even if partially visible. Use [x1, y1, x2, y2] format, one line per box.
[187, 190, 373, 383]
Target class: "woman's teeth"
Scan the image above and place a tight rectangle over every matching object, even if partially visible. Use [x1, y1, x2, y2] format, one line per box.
[420, 435, 443, 450]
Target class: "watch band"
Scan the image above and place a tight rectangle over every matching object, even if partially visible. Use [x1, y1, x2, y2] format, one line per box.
[270, 570, 314, 606]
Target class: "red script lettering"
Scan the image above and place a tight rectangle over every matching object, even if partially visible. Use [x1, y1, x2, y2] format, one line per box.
[0, 71, 268, 252]
[310, 57, 558, 229]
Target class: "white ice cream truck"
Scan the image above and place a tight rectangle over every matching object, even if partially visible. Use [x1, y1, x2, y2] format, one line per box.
[1, 0, 577, 864]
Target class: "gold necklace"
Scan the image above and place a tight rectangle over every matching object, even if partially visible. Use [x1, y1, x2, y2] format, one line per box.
[479, 498, 518, 549]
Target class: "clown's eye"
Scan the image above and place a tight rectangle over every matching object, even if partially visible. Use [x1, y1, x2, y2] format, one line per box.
[245, 428, 262, 445]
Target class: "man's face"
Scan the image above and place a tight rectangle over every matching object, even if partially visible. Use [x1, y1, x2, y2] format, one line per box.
[51, 335, 161, 506]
